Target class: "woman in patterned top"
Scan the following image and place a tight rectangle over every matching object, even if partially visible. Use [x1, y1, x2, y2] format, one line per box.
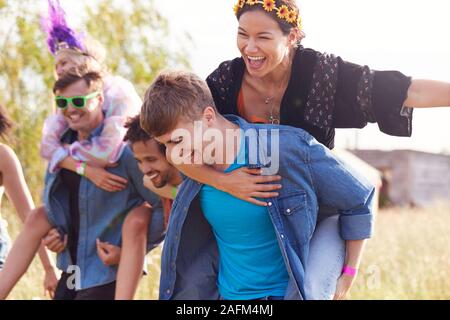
[165, 0, 450, 299]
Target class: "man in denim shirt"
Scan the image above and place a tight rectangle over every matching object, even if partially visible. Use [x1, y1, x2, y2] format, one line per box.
[0, 71, 164, 300]
[140, 71, 375, 300]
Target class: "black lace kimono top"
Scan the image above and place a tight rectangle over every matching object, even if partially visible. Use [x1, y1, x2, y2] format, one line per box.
[206, 47, 413, 149]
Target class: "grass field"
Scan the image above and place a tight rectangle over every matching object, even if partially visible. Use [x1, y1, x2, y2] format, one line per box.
[2, 203, 449, 300]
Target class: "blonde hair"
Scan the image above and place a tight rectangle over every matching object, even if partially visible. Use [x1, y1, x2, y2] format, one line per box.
[56, 35, 108, 75]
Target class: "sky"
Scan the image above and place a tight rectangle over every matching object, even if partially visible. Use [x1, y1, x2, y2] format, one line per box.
[56, 0, 450, 153]
[155, 0, 450, 154]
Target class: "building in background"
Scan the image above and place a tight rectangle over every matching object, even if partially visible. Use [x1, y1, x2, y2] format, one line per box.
[350, 150, 450, 207]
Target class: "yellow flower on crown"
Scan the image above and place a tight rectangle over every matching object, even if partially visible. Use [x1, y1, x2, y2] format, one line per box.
[286, 10, 298, 24]
[233, 4, 240, 15]
[262, 0, 276, 12]
[234, 0, 245, 15]
[233, 0, 303, 31]
[246, 0, 258, 5]
[277, 5, 289, 19]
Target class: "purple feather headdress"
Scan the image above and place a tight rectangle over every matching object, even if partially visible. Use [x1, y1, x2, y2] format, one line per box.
[41, 0, 85, 55]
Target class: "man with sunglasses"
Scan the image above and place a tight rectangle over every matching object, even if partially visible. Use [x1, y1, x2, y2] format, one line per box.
[0, 71, 165, 300]
[55, 91, 101, 109]
[53, 74, 103, 141]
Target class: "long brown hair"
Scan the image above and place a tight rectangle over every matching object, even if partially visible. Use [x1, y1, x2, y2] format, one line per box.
[0, 104, 13, 140]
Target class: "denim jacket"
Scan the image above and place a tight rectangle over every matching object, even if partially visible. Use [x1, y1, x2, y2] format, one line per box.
[43, 124, 165, 290]
[159, 115, 375, 300]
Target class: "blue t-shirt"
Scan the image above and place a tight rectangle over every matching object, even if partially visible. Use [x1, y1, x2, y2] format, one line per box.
[199, 132, 289, 300]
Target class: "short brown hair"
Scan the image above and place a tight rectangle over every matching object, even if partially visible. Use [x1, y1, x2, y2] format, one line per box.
[53, 71, 103, 94]
[140, 70, 216, 137]
[124, 115, 166, 155]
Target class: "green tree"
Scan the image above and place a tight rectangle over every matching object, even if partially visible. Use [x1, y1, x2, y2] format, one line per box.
[0, 0, 190, 200]
[0, 0, 55, 199]
[85, 0, 191, 95]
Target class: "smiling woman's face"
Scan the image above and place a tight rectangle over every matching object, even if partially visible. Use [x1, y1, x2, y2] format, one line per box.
[237, 10, 293, 78]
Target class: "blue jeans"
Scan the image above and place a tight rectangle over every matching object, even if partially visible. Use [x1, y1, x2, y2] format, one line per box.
[0, 218, 12, 270]
[304, 214, 346, 300]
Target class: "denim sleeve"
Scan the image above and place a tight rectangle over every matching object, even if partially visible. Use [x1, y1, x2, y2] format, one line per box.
[307, 138, 375, 240]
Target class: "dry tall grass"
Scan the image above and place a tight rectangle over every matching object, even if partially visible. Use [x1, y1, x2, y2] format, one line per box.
[2, 203, 449, 300]
[350, 203, 450, 300]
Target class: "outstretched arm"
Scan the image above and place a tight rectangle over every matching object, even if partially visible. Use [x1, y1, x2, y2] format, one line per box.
[404, 79, 450, 108]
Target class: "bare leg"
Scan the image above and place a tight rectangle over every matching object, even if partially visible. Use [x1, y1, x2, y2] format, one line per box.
[114, 203, 151, 300]
[0, 207, 52, 299]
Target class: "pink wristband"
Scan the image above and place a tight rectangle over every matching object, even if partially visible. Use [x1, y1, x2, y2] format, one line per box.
[342, 265, 358, 276]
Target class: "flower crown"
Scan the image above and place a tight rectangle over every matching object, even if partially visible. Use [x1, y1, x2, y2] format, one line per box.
[234, 0, 302, 30]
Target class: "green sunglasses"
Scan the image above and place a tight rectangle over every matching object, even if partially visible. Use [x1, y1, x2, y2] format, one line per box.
[55, 91, 101, 109]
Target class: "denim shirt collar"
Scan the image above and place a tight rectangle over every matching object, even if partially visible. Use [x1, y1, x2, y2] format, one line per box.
[223, 114, 273, 171]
